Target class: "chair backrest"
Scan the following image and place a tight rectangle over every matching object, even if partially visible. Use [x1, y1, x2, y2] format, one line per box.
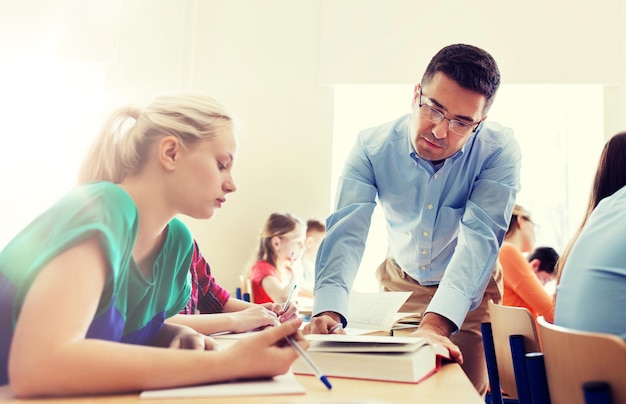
[489, 301, 542, 399]
[538, 316, 626, 404]
[239, 275, 253, 302]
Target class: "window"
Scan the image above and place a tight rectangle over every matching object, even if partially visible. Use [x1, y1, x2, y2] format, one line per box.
[332, 84, 605, 292]
[0, 61, 105, 249]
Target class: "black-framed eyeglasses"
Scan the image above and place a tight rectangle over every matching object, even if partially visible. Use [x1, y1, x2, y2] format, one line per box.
[418, 88, 481, 137]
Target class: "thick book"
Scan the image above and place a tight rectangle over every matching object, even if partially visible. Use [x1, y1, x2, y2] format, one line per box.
[291, 334, 450, 383]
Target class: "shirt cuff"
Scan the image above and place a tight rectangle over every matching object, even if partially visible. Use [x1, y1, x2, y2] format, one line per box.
[425, 285, 473, 334]
[312, 285, 350, 327]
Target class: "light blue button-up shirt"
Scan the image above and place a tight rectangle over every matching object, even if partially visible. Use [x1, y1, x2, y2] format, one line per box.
[313, 114, 521, 331]
[555, 184, 626, 340]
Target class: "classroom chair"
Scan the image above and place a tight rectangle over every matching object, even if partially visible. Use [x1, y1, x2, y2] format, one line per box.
[482, 301, 550, 404]
[238, 275, 253, 302]
[537, 316, 626, 404]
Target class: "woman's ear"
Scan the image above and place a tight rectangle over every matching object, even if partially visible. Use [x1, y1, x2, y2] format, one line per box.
[271, 235, 281, 250]
[159, 136, 180, 171]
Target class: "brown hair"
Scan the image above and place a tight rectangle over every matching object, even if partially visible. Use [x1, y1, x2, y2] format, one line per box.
[306, 219, 326, 235]
[421, 43, 501, 113]
[255, 213, 304, 268]
[556, 131, 626, 282]
[505, 204, 531, 237]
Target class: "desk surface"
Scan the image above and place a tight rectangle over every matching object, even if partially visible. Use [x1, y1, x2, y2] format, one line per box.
[0, 362, 482, 403]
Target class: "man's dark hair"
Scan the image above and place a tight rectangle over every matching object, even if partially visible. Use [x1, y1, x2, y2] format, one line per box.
[527, 246, 560, 274]
[306, 219, 326, 233]
[421, 44, 501, 112]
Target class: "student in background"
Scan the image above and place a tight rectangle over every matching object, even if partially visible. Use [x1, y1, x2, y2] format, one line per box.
[248, 212, 306, 304]
[0, 92, 306, 397]
[527, 246, 559, 286]
[308, 43, 521, 395]
[167, 240, 298, 336]
[554, 184, 626, 339]
[555, 131, 626, 283]
[299, 219, 326, 292]
[554, 131, 626, 338]
[499, 205, 554, 323]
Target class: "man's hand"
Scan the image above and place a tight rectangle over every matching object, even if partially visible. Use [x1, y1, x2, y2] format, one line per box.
[410, 312, 463, 363]
[303, 311, 345, 335]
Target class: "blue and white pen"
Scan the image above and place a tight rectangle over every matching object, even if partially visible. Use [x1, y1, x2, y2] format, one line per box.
[285, 333, 332, 390]
[273, 318, 332, 390]
[282, 283, 298, 312]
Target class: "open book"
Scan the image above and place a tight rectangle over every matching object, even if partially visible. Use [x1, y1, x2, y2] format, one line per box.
[346, 291, 421, 334]
[291, 334, 450, 383]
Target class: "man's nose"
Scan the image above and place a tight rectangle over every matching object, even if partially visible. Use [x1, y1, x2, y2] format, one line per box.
[432, 119, 449, 139]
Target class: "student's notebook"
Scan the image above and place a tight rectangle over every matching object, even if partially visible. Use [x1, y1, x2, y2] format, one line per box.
[140, 372, 306, 399]
[291, 334, 450, 383]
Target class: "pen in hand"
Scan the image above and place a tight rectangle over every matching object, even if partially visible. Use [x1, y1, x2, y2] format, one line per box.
[329, 323, 344, 334]
[274, 319, 332, 390]
[282, 283, 298, 313]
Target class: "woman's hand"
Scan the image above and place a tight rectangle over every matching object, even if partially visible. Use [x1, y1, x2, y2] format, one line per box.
[261, 302, 298, 323]
[224, 318, 308, 379]
[151, 322, 223, 350]
[227, 304, 284, 333]
[169, 331, 223, 351]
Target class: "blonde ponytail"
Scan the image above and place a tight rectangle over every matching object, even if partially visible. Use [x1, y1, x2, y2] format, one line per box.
[78, 92, 234, 185]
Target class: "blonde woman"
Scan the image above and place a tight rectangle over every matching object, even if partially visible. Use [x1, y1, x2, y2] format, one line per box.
[0, 92, 306, 397]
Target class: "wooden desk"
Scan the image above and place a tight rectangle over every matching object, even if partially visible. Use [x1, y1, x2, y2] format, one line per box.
[0, 327, 483, 403]
[0, 362, 482, 403]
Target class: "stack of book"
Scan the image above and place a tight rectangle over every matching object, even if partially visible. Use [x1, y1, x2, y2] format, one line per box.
[291, 334, 450, 383]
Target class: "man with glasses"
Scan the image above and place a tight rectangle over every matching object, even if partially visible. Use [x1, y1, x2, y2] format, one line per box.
[307, 44, 521, 395]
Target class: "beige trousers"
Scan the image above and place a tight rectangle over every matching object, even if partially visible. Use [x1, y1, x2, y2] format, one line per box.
[376, 258, 503, 396]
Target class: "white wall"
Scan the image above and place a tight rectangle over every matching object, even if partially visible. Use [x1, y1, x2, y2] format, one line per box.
[319, 0, 623, 84]
[1, 0, 625, 293]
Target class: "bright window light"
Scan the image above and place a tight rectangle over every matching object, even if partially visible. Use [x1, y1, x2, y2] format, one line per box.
[0, 61, 105, 249]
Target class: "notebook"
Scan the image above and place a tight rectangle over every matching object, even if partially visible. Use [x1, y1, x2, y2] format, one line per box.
[140, 372, 305, 399]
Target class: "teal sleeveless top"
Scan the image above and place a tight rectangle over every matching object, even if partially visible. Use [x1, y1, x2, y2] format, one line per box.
[0, 181, 193, 384]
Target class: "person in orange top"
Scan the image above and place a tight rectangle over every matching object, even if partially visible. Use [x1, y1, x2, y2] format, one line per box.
[499, 204, 554, 323]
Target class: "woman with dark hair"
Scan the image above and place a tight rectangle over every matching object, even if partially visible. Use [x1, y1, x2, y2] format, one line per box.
[554, 131, 626, 339]
[555, 131, 626, 282]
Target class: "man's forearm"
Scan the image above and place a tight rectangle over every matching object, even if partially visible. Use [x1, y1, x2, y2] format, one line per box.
[419, 312, 457, 336]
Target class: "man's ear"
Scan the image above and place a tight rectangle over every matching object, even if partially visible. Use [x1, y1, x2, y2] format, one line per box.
[412, 83, 421, 107]
[529, 258, 541, 272]
[159, 136, 180, 171]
